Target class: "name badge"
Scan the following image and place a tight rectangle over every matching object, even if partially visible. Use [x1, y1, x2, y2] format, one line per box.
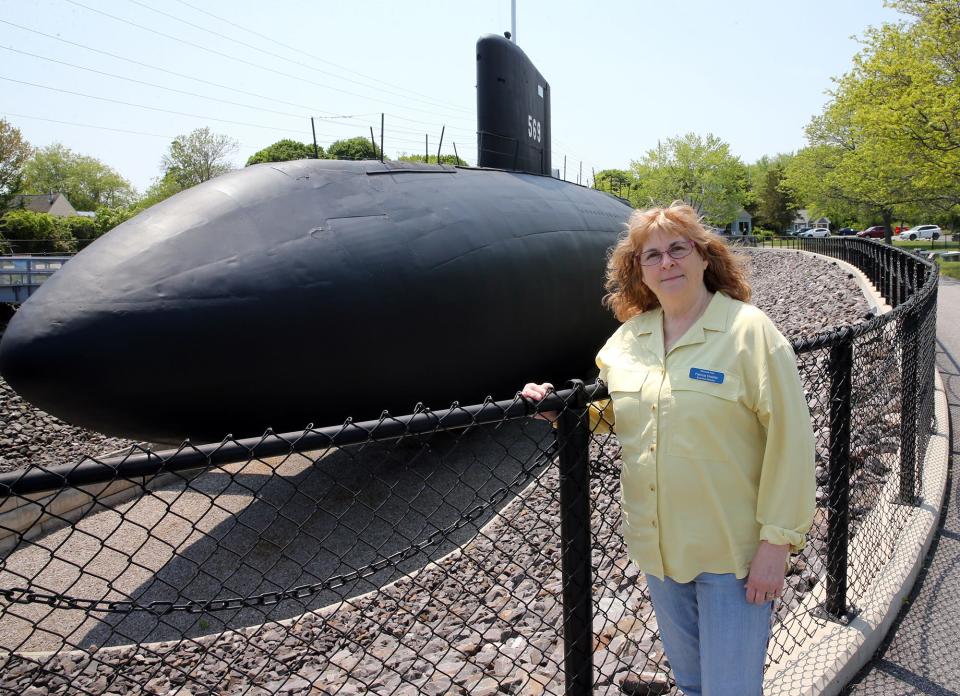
[689, 367, 724, 384]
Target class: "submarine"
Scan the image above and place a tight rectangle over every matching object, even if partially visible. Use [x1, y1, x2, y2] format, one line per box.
[0, 34, 632, 444]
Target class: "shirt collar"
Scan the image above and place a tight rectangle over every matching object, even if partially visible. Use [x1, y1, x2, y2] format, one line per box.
[631, 291, 733, 355]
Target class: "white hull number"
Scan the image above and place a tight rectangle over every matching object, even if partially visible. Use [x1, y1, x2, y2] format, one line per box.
[527, 115, 542, 143]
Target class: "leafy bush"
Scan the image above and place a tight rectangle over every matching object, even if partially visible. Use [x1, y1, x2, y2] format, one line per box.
[63, 215, 97, 242]
[94, 206, 138, 237]
[246, 139, 322, 166]
[398, 153, 462, 166]
[0, 209, 77, 253]
[327, 136, 382, 161]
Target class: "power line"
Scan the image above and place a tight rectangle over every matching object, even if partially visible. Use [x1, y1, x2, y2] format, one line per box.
[62, 0, 473, 120]
[0, 19, 486, 148]
[0, 45, 308, 120]
[170, 0, 473, 114]
[0, 19, 348, 120]
[0, 46, 473, 147]
[386, 112, 476, 135]
[1, 111, 176, 139]
[0, 75, 316, 136]
[124, 0, 473, 117]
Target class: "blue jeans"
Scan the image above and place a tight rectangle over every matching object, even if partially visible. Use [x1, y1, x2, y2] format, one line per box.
[645, 572, 772, 696]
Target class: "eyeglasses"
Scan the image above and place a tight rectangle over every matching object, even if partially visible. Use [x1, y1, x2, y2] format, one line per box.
[636, 239, 696, 266]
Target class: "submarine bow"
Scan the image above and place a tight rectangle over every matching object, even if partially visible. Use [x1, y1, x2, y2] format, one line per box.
[0, 159, 630, 443]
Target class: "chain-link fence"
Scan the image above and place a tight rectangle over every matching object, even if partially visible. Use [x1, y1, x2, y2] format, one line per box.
[0, 238, 938, 695]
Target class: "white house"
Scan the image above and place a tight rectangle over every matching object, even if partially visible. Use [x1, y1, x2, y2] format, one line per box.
[792, 209, 830, 233]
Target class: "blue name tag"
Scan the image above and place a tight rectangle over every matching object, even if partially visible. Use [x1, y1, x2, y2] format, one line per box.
[689, 368, 724, 384]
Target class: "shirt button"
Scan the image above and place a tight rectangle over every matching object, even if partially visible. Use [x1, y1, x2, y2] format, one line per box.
[649, 484, 656, 492]
[651, 404, 657, 412]
[652, 519, 658, 528]
[649, 444, 656, 452]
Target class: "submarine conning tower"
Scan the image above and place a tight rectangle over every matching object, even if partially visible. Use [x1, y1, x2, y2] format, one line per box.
[476, 34, 551, 176]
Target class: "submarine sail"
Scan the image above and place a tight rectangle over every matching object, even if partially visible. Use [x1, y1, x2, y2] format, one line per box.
[477, 34, 551, 175]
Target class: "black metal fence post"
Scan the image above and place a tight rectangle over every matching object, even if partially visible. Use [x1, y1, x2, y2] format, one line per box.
[896, 253, 905, 307]
[915, 263, 925, 304]
[884, 246, 894, 303]
[825, 332, 854, 619]
[556, 379, 594, 696]
[899, 303, 921, 505]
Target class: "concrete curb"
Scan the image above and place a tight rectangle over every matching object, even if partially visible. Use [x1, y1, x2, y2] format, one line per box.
[763, 361, 949, 694]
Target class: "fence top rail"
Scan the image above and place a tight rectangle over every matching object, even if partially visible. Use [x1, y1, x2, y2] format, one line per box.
[0, 382, 607, 498]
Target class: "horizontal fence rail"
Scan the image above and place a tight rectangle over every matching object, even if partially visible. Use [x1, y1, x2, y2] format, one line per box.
[0, 237, 939, 695]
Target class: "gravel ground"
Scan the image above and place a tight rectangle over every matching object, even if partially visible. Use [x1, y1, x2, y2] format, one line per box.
[0, 249, 873, 695]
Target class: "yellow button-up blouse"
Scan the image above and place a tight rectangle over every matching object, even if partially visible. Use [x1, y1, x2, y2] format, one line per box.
[594, 291, 816, 582]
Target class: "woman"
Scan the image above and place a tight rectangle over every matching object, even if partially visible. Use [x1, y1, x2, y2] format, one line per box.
[523, 203, 815, 696]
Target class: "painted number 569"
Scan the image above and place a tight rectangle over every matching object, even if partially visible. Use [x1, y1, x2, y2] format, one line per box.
[527, 115, 541, 142]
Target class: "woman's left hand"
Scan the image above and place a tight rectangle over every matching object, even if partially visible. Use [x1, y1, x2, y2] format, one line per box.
[745, 541, 790, 605]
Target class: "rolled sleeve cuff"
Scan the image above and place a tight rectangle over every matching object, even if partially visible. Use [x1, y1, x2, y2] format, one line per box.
[759, 524, 806, 552]
[589, 399, 613, 434]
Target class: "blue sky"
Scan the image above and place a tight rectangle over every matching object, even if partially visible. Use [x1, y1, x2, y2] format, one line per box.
[0, 0, 903, 194]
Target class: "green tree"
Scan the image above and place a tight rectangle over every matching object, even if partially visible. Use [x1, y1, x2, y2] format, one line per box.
[746, 155, 797, 233]
[20, 143, 135, 211]
[161, 127, 238, 188]
[0, 209, 76, 253]
[327, 136, 382, 161]
[593, 169, 637, 198]
[140, 172, 184, 208]
[785, 0, 960, 241]
[0, 119, 31, 209]
[397, 153, 460, 165]
[630, 133, 747, 227]
[246, 139, 322, 166]
[849, 0, 960, 212]
[784, 125, 914, 243]
[88, 170, 190, 238]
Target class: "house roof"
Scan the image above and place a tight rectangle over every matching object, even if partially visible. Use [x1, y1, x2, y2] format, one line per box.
[6, 193, 73, 214]
[792, 209, 831, 224]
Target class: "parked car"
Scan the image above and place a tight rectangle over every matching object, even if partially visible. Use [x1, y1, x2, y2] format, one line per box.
[799, 228, 831, 238]
[837, 227, 857, 236]
[898, 224, 941, 241]
[787, 227, 810, 237]
[856, 225, 887, 238]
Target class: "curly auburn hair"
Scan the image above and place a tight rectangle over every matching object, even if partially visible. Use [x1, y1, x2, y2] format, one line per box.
[602, 202, 751, 322]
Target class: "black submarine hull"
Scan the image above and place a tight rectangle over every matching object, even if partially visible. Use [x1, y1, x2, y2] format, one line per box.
[0, 159, 630, 443]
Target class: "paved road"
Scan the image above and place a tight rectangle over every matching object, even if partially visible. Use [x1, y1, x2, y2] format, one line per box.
[842, 276, 960, 695]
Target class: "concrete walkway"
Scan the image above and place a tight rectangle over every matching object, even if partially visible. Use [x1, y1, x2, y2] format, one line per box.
[842, 276, 960, 695]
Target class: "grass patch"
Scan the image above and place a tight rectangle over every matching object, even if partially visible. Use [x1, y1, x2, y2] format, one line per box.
[892, 238, 959, 250]
[936, 259, 960, 280]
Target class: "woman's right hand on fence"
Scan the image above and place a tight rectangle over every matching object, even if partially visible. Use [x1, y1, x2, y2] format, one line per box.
[522, 382, 559, 422]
